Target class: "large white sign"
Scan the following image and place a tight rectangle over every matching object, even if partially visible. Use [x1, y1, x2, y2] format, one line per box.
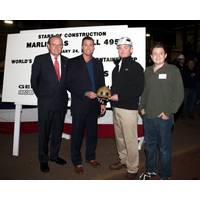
[2, 25, 146, 156]
[2, 25, 146, 106]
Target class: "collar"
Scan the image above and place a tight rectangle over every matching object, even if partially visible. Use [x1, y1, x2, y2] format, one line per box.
[82, 54, 94, 63]
[152, 62, 167, 72]
[50, 53, 61, 60]
[121, 56, 133, 63]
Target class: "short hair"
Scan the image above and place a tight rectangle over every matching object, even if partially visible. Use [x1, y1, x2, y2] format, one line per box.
[150, 42, 167, 54]
[81, 36, 94, 45]
[48, 34, 63, 45]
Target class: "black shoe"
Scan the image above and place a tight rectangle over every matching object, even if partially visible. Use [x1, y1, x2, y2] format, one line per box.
[126, 172, 138, 180]
[50, 157, 67, 165]
[74, 165, 84, 174]
[40, 163, 49, 173]
[86, 160, 101, 168]
[109, 161, 126, 170]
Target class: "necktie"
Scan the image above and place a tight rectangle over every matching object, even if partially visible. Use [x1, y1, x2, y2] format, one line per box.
[54, 57, 61, 81]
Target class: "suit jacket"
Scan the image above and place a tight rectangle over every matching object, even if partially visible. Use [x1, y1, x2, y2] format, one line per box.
[31, 53, 69, 111]
[67, 55, 105, 116]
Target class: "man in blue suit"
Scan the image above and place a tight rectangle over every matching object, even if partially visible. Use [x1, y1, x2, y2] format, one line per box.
[31, 35, 68, 172]
[67, 36, 106, 174]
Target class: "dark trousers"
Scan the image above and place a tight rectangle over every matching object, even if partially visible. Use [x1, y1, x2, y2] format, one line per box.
[71, 111, 98, 166]
[143, 116, 173, 179]
[183, 88, 196, 115]
[38, 108, 66, 163]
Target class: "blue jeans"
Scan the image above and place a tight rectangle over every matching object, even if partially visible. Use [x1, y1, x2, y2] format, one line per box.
[143, 116, 173, 179]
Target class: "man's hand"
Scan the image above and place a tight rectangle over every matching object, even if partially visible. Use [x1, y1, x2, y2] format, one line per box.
[100, 105, 106, 117]
[158, 112, 169, 120]
[139, 108, 145, 116]
[109, 94, 118, 101]
[85, 91, 97, 99]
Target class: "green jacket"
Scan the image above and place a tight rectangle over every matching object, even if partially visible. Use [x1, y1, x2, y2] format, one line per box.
[140, 63, 184, 118]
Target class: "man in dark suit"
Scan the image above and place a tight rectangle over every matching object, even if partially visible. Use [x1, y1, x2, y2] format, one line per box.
[31, 35, 68, 172]
[67, 36, 106, 174]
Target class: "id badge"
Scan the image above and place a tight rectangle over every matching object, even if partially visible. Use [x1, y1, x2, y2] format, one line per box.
[158, 74, 167, 79]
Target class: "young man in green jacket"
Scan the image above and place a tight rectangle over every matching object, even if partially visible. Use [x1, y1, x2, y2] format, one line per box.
[139, 42, 184, 180]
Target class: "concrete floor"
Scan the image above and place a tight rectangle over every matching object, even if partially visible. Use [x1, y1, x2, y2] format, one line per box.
[0, 109, 200, 180]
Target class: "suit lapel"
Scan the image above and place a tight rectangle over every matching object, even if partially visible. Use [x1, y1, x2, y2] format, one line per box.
[92, 58, 98, 88]
[60, 56, 66, 82]
[47, 53, 54, 68]
[47, 53, 59, 82]
[47, 53, 56, 74]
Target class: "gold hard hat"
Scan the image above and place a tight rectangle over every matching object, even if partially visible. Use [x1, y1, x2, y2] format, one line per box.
[96, 86, 111, 100]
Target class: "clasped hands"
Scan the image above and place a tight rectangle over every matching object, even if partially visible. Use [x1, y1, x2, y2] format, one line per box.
[85, 91, 106, 116]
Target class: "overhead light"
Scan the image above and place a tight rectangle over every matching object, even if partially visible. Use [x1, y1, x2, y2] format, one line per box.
[146, 33, 151, 37]
[4, 20, 13, 25]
